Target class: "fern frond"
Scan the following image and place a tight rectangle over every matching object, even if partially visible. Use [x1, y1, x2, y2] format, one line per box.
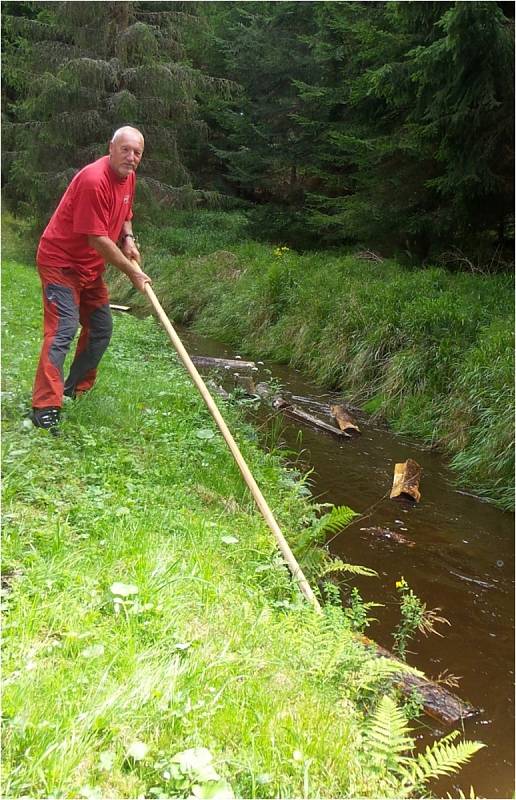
[315, 504, 358, 538]
[400, 734, 485, 790]
[322, 557, 378, 578]
[354, 656, 423, 693]
[364, 695, 415, 762]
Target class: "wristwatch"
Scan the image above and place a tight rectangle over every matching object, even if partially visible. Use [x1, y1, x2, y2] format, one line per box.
[120, 234, 135, 243]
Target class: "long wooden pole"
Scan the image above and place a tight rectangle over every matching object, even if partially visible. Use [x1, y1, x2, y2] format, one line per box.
[131, 264, 321, 611]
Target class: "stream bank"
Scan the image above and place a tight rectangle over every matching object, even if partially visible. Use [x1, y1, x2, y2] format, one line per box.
[115, 210, 515, 510]
[171, 323, 514, 800]
[4, 259, 488, 799]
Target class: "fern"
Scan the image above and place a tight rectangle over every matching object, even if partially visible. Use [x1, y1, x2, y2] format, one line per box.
[353, 656, 422, 694]
[363, 694, 415, 770]
[313, 504, 358, 540]
[362, 697, 485, 795]
[322, 557, 378, 578]
[400, 731, 485, 792]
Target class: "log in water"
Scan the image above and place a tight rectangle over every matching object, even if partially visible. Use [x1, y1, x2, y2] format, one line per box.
[191, 355, 256, 370]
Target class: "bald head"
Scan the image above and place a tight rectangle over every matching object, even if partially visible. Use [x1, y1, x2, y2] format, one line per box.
[109, 127, 144, 179]
[111, 126, 144, 146]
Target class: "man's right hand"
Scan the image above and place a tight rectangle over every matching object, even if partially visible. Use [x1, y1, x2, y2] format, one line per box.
[87, 235, 152, 294]
[131, 269, 152, 294]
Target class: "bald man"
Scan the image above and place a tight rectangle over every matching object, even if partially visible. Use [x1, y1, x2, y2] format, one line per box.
[31, 126, 152, 435]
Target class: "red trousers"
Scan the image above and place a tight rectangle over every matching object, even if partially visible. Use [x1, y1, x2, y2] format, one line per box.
[32, 265, 113, 408]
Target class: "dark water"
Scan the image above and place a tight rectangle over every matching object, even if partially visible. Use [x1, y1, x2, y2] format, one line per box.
[264, 370, 515, 800]
[139, 316, 514, 799]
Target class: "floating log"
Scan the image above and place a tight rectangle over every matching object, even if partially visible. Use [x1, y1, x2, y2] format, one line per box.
[330, 404, 361, 434]
[390, 459, 422, 503]
[234, 374, 256, 395]
[255, 386, 350, 435]
[292, 395, 363, 414]
[109, 303, 131, 312]
[283, 403, 351, 438]
[191, 356, 256, 370]
[290, 395, 330, 412]
[358, 635, 477, 725]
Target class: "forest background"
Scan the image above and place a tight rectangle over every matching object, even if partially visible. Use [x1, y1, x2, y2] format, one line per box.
[2, 0, 515, 508]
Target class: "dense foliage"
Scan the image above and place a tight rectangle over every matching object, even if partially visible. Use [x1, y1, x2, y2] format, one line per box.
[196, 1, 514, 261]
[3, 1, 513, 262]
[2, 1, 230, 219]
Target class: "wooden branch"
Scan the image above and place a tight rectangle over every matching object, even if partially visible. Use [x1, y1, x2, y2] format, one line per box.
[282, 402, 351, 437]
[390, 459, 422, 503]
[358, 635, 477, 725]
[330, 404, 361, 434]
[359, 526, 415, 547]
[191, 356, 256, 370]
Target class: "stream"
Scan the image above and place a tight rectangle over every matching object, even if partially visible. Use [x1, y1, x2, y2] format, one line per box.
[138, 316, 514, 799]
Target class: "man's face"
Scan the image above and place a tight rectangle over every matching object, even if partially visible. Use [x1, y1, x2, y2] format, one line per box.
[109, 131, 144, 179]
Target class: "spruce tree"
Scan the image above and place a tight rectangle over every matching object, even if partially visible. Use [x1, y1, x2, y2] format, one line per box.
[194, 1, 322, 245]
[291, 1, 515, 260]
[2, 1, 231, 221]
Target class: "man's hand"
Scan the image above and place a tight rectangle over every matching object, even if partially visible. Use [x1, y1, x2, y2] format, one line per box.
[87, 234, 152, 294]
[130, 268, 152, 294]
[121, 237, 141, 264]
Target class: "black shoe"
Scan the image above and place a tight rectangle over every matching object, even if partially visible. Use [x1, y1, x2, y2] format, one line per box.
[31, 407, 61, 436]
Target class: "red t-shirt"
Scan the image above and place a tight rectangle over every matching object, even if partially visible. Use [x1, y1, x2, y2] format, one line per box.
[37, 155, 135, 281]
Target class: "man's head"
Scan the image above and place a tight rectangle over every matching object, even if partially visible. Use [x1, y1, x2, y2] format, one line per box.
[109, 126, 144, 179]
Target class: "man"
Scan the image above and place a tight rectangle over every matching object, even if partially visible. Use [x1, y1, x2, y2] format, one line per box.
[31, 126, 151, 435]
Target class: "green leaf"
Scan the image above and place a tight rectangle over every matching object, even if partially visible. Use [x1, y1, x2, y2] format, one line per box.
[221, 535, 239, 545]
[323, 559, 378, 578]
[191, 780, 235, 799]
[80, 643, 105, 659]
[196, 428, 215, 440]
[126, 740, 149, 761]
[98, 750, 115, 771]
[110, 582, 139, 597]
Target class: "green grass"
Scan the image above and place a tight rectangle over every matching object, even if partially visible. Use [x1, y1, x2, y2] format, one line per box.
[2, 257, 483, 798]
[111, 209, 514, 510]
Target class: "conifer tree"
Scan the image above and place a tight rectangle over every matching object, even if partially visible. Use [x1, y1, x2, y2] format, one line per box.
[2, 1, 230, 220]
[195, 1, 322, 244]
[196, 1, 513, 261]
[287, 2, 513, 260]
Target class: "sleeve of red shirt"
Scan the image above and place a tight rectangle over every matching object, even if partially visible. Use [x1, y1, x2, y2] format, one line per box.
[72, 175, 111, 237]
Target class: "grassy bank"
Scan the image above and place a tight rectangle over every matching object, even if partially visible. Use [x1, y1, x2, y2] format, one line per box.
[107, 210, 513, 510]
[2, 257, 483, 798]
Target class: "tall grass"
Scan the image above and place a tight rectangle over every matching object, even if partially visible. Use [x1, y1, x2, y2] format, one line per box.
[2, 258, 483, 797]
[112, 210, 514, 510]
